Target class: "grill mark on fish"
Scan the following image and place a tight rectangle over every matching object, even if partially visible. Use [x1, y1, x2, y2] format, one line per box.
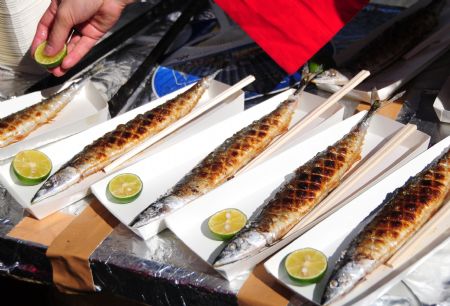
[322, 146, 450, 305]
[130, 98, 298, 228]
[0, 81, 83, 148]
[31, 75, 214, 204]
[213, 97, 384, 267]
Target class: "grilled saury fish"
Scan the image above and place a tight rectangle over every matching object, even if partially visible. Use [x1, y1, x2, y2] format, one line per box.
[0, 80, 84, 148]
[31, 73, 217, 203]
[130, 98, 298, 228]
[314, 0, 444, 85]
[322, 146, 450, 305]
[213, 93, 391, 267]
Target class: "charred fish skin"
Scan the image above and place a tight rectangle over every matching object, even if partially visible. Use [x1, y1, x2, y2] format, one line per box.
[213, 100, 382, 267]
[0, 81, 83, 148]
[130, 98, 298, 228]
[31, 74, 215, 204]
[322, 147, 450, 305]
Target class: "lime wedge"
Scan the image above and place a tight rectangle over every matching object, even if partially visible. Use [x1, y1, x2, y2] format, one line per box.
[285, 248, 328, 285]
[208, 208, 247, 240]
[34, 41, 67, 68]
[12, 150, 52, 185]
[107, 173, 143, 204]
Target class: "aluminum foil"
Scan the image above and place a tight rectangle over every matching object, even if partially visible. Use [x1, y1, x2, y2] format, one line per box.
[403, 239, 450, 305]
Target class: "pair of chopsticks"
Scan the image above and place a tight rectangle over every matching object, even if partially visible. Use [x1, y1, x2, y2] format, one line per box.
[103, 75, 255, 173]
[238, 70, 371, 174]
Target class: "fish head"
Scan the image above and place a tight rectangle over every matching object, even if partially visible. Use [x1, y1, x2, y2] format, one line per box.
[322, 259, 374, 305]
[213, 229, 268, 267]
[130, 195, 186, 228]
[31, 166, 80, 204]
[312, 69, 350, 86]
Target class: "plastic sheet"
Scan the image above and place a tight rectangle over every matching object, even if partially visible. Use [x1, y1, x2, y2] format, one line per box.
[0, 2, 449, 306]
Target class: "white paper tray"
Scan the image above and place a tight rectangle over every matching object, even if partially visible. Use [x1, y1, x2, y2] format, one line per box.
[263, 137, 450, 306]
[91, 90, 345, 240]
[165, 112, 430, 281]
[0, 80, 109, 161]
[318, 0, 450, 102]
[433, 75, 450, 123]
[0, 80, 244, 219]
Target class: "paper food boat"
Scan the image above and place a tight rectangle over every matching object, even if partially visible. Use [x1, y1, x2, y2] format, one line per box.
[91, 89, 345, 240]
[0, 80, 109, 161]
[264, 136, 450, 305]
[0, 80, 244, 219]
[433, 75, 450, 123]
[165, 111, 430, 280]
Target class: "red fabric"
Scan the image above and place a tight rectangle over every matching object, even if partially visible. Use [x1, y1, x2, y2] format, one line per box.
[215, 0, 368, 74]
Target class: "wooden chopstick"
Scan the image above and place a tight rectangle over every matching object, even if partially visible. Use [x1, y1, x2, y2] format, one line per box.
[286, 123, 417, 237]
[103, 75, 255, 173]
[238, 70, 371, 174]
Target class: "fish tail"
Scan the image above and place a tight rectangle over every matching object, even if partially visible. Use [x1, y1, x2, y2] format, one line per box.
[359, 89, 405, 129]
[293, 64, 323, 95]
[202, 69, 222, 85]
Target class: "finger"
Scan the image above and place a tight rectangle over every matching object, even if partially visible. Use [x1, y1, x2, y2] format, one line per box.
[61, 35, 97, 70]
[48, 65, 69, 77]
[45, 33, 81, 77]
[45, 7, 74, 56]
[31, 2, 58, 56]
[66, 34, 82, 52]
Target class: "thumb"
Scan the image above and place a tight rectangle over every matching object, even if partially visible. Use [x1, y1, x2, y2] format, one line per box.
[45, 10, 73, 56]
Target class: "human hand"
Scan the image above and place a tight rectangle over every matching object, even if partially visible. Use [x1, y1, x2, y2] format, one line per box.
[31, 0, 134, 76]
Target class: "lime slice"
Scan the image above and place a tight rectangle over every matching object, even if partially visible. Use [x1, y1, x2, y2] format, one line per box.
[107, 173, 143, 204]
[12, 150, 52, 186]
[34, 41, 67, 68]
[208, 208, 247, 240]
[285, 248, 327, 285]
